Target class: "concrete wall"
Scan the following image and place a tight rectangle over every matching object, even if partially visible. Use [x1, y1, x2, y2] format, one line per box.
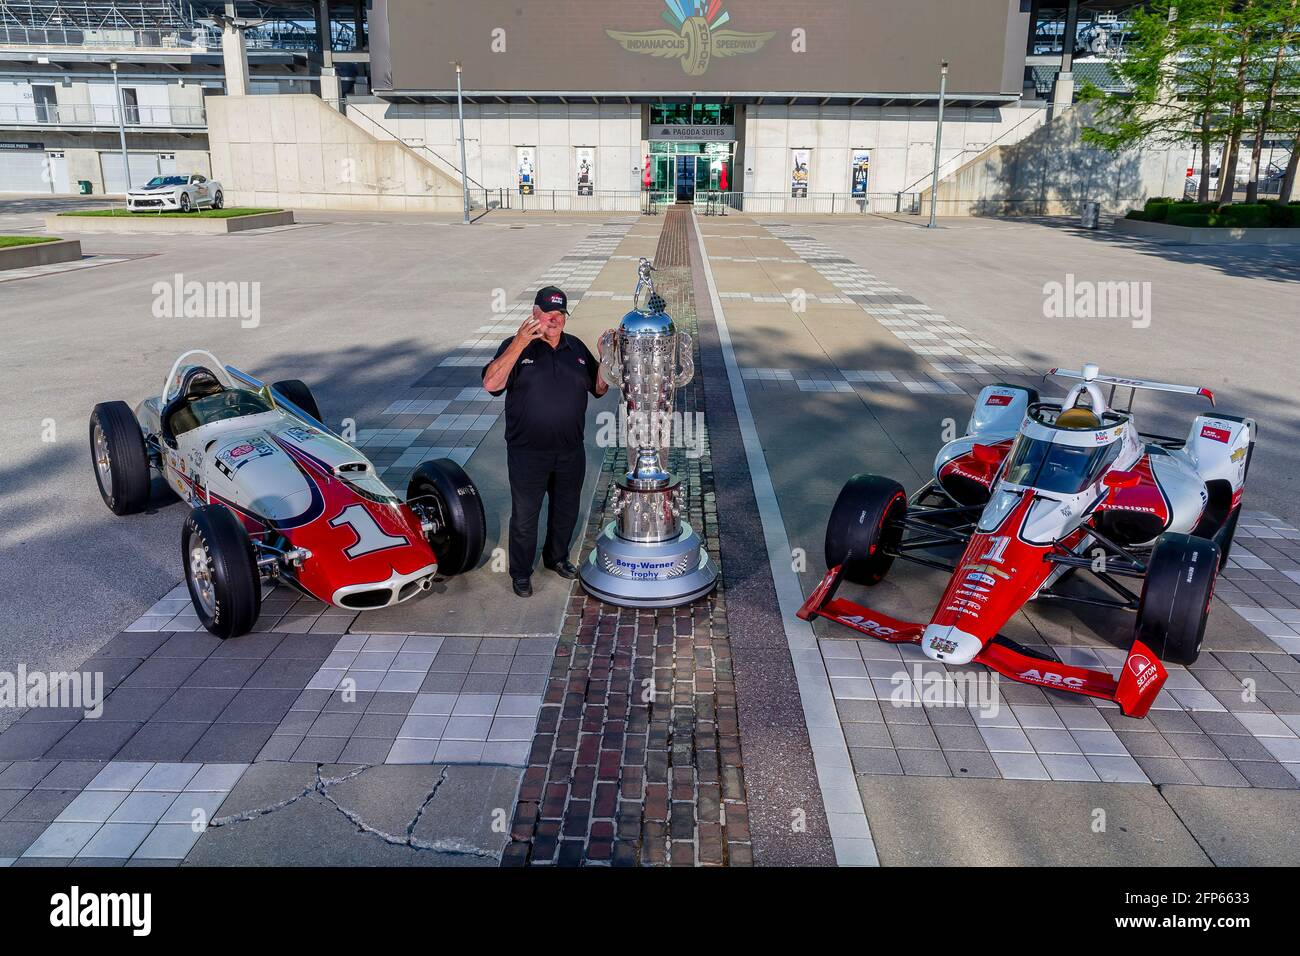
[741, 102, 1045, 197]
[206, 94, 465, 212]
[922, 102, 1187, 217]
[346, 100, 643, 195]
[0, 131, 209, 194]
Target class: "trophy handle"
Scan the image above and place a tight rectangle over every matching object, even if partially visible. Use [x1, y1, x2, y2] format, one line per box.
[598, 329, 623, 388]
[672, 330, 694, 388]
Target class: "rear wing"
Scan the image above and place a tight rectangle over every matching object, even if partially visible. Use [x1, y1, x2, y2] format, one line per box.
[1047, 365, 1215, 409]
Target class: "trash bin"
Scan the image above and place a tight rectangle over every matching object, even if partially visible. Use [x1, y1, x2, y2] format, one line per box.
[1080, 201, 1100, 229]
[77, 180, 92, 195]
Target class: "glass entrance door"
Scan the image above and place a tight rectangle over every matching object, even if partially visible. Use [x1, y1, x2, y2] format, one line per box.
[675, 154, 696, 201]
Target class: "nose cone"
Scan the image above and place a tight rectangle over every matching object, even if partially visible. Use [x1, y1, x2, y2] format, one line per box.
[922, 624, 983, 665]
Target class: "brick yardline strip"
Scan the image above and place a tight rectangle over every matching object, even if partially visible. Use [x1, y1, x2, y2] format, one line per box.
[502, 207, 754, 866]
[689, 211, 879, 866]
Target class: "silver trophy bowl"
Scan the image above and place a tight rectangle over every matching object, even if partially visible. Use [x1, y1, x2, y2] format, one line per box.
[579, 258, 718, 607]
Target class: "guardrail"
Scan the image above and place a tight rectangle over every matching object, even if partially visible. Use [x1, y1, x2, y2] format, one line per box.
[465, 189, 646, 213]
[0, 102, 206, 128]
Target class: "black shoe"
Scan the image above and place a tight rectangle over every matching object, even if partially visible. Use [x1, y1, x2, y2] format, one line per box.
[512, 577, 533, 597]
[544, 560, 579, 580]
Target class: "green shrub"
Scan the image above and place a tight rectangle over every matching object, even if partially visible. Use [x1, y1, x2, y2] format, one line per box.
[1214, 204, 1272, 228]
[1125, 209, 1151, 221]
[1144, 196, 1176, 209]
[1166, 209, 1213, 228]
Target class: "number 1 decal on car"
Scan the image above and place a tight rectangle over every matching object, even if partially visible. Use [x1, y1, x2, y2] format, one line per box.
[329, 504, 410, 558]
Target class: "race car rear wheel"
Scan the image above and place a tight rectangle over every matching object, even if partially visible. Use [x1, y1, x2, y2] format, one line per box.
[89, 401, 151, 516]
[825, 474, 908, 586]
[212, 190, 224, 210]
[271, 379, 322, 421]
[182, 505, 262, 639]
[407, 459, 486, 576]
[1135, 532, 1220, 666]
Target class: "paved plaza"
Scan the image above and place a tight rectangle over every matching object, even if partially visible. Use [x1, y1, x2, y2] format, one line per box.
[0, 198, 1297, 866]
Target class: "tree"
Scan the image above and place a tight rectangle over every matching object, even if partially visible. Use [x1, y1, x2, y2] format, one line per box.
[1081, 0, 1240, 203]
[1246, 0, 1300, 200]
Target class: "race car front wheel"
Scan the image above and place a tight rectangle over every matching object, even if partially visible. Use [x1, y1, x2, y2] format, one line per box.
[1135, 532, 1220, 666]
[179, 192, 192, 212]
[89, 401, 151, 516]
[407, 459, 486, 576]
[825, 474, 908, 586]
[212, 190, 224, 210]
[183, 505, 262, 639]
[271, 378, 322, 421]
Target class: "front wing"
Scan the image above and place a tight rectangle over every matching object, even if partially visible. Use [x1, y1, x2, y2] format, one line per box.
[796, 566, 1168, 718]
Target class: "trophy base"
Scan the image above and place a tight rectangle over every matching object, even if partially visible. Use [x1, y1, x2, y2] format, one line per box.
[579, 520, 718, 608]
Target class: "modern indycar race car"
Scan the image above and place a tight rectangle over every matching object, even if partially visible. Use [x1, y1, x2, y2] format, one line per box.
[126, 173, 223, 213]
[799, 364, 1255, 718]
[90, 350, 486, 638]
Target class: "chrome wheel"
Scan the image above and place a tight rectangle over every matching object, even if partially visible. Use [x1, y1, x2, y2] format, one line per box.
[188, 541, 217, 617]
[93, 421, 113, 498]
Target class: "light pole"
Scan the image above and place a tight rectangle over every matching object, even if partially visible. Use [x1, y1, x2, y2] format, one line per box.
[110, 59, 131, 195]
[454, 61, 470, 224]
[928, 59, 949, 229]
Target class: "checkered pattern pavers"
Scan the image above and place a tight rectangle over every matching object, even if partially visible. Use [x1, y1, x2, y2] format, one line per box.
[760, 225, 1025, 375]
[6, 761, 247, 865]
[504, 212, 753, 867]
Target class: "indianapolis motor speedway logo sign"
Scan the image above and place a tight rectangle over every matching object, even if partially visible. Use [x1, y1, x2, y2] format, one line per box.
[606, 0, 774, 76]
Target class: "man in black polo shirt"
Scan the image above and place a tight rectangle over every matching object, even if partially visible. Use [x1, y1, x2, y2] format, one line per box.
[482, 286, 609, 597]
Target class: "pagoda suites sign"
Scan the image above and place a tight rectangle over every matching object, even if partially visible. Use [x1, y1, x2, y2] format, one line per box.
[650, 124, 736, 141]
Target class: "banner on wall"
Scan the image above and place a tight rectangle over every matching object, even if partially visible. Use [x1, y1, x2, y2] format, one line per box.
[851, 149, 870, 198]
[790, 149, 810, 198]
[517, 146, 536, 195]
[575, 147, 595, 196]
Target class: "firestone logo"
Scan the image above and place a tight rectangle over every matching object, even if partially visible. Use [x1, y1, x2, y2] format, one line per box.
[607, 1, 774, 76]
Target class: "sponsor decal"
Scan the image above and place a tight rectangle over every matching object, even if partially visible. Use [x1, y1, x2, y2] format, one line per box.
[577, 357, 587, 365]
[606, 1, 774, 76]
[1127, 653, 1160, 692]
[1230, 446, 1247, 462]
[985, 393, 1014, 406]
[836, 614, 898, 638]
[283, 425, 316, 443]
[928, 635, 958, 655]
[965, 571, 997, 586]
[217, 436, 274, 474]
[1200, 424, 1231, 443]
[521, 358, 535, 365]
[1018, 668, 1086, 689]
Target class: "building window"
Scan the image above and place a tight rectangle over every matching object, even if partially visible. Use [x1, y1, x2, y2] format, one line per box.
[650, 103, 734, 126]
[32, 85, 58, 123]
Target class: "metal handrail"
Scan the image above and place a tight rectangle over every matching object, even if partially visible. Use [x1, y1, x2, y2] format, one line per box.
[345, 106, 487, 192]
[901, 109, 1048, 195]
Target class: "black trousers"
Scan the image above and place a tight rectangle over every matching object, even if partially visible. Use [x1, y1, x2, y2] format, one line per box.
[506, 445, 586, 579]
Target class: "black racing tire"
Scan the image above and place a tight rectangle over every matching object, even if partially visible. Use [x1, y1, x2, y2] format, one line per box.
[271, 378, 322, 421]
[179, 191, 193, 213]
[212, 190, 224, 210]
[824, 474, 908, 586]
[89, 401, 151, 516]
[406, 459, 486, 576]
[1135, 532, 1219, 666]
[182, 505, 262, 639]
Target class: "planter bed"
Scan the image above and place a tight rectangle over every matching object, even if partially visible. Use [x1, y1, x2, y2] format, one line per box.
[0, 236, 82, 270]
[47, 209, 294, 235]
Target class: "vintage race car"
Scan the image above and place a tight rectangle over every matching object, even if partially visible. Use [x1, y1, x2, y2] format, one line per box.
[126, 174, 223, 213]
[799, 364, 1255, 718]
[90, 350, 485, 638]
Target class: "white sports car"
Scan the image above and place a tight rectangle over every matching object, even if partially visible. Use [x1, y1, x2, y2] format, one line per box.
[126, 173, 223, 213]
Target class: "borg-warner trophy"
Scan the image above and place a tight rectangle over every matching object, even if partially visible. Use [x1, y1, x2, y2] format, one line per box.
[579, 258, 718, 607]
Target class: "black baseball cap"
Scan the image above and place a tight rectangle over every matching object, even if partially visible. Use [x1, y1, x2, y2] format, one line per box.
[534, 286, 568, 315]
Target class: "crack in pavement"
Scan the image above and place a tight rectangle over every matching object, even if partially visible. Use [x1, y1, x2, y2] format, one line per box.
[207, 764, 369, 827]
